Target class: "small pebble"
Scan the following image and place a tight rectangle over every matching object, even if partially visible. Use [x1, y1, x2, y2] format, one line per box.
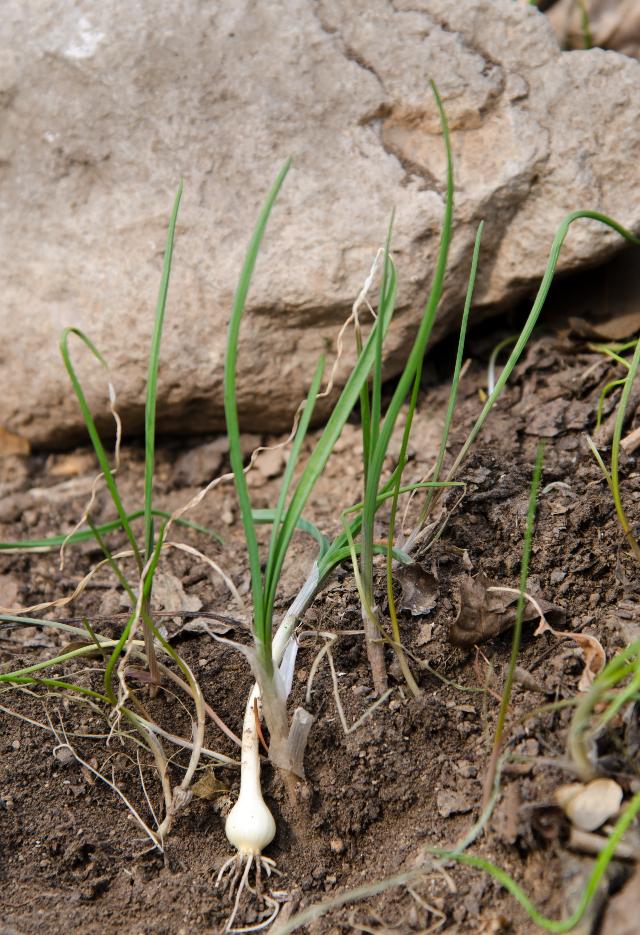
[256, 447, 286, 479]
[556, 778, 623, 831]
[351, 685, 371, 697]
[456, 759, 477, 779]
[329, 837, 345, 854]
[53, 746, 75, 765]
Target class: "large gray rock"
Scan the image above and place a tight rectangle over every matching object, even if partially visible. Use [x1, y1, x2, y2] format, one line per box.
[1, 0, 639, 447]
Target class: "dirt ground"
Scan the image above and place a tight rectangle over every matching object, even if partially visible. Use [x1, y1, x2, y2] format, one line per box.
[1, 282, 640, 935]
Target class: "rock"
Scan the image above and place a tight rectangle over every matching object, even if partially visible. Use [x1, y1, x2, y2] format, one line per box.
[436, 788, 472, 818]
[0, 574, 19, 608]
[98, 588, 129, 617]
[555, 778, 623, 831]
[151, 571, 202, 627]
[255, 446, 286, 480]
[599, 866, 640, 935]
[173, 438, 228, 488]
[2, 0, 640, 447]
[0, 427, 30, 456]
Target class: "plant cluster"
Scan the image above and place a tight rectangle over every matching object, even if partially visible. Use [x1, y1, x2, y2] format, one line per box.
[1, 83, 639, 933]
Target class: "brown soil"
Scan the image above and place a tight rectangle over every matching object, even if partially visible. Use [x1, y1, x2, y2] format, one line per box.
[1, 313, 640, 935]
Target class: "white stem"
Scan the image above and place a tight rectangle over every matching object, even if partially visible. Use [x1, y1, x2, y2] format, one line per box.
[272, 562, 320, 667]
[224, 685, 276, 856]
[239, 684, 263, 801]
[224, 562, 320, 857]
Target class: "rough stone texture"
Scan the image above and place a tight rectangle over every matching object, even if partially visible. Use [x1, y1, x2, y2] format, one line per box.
[1, 0, 640, 447]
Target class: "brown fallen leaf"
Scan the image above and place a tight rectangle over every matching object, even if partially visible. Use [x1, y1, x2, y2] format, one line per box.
[48, 451, 95, 478]
[396, 564, 438, 616]
[534, 617, 606, 691]
[191, 769, 229, 801]
[0, 425, 30, 456]
[416, 622, 433, 646]
[449, 573, 565, 647]
[151, 571, 203, 633]
[61, 640, 104, 658]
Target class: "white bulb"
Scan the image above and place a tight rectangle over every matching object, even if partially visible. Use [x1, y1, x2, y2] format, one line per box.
[225, 789, 276, 856]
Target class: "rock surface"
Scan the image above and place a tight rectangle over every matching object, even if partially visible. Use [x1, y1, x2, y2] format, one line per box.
[2, 0, 640, 447]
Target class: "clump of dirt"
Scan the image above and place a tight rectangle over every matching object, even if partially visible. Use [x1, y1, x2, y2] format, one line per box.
[1, 316, 639, 934]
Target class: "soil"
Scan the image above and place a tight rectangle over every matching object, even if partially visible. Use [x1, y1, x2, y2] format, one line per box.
[1, 303, 640, 935]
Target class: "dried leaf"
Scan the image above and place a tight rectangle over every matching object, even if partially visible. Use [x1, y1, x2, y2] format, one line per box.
[0, 425, 30, 456]
[191, 769, 229, 801]
[152, 571, 202, 632]
[49, 451, 95, 478]
[181, 617, 234, 637]
[449, 574, 565, 647]
[396, 564, 438, 616]
[416, 622, 433, 646]
[61, 640, 102, 658]
[534, 617, 606, 690]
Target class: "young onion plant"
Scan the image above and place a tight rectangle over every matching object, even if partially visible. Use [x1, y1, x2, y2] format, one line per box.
[58, 182, 184, 693]
[402, 210, 640, 561]
[348, 82, 458, 696]
[0, 184, 231, 846]
[586, 333, 640, 564]
[419, 222, 640, 935]
[218, 85, 476, 908]
[218, 159, 403, 905]
[570, 332, 640, 778]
